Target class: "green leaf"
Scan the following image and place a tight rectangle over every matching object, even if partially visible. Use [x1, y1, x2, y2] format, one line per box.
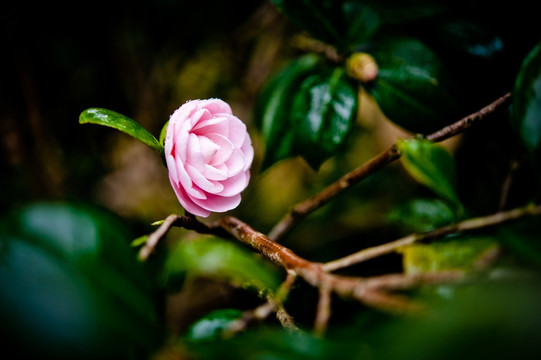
[292, 67, 358, 168]
[165, 237, 280, 293]
[80, 108, 164, 156]
[185, 309, 243, 342]
[187, 326, 331, 360]
[271, 0, 344, 47]
[271, 1, 381, 51]
[388, 197, 457, 232]
[498, 218, 541, 265]
[368, 37, 457, 133]
[256, 54, 320, 168]
[400, 236, 499, 274]
[397, 138, 462, 214]
[0, 201, 159, 359]
[512, 41, 541, 176]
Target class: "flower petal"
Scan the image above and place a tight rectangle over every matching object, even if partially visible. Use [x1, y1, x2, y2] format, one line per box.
[192, 116, 228, 134]
[204, 164, 228, 181]
[224, 148, 245, 176]
[217, 171, 249, 196]
[170, 175, 211, 217]
[227, 116, 247, 148]
[241, 136, 254, 172]
[186, 133, 205, 172]
[186, 164, 224, 194]
[205, 133, 234, 166]
[191, 193, 241, 213]
[199, 98, 232, 115]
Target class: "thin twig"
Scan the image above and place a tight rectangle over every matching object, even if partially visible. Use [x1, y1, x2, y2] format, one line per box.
[226, 272, 298, 335]
[314, 285, 332, 336]
[138, 213, 227, 261]
[138, 214, 180, 261]
[323, 202, 541, 272]
[268, 92, 512, 242]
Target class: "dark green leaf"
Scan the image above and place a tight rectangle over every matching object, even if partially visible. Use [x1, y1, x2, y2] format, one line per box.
[292, 67, 358, 168]
[256, 54, 320, 169]
[271, 1, 382, 51]
[342, 2, 380, 49]
[368, 37, 457, 133]
[400, 236, 499, 274]
[498, 218, 541, 265]
[80, 108, 164, 156]
[271, 0, 344, 47]
[185, 309, 243, 342]
[0, 201, 159, 359]
[512, 41, 541, 176]
[388, 197, 456, 232]
[397, 138, 462, 214]
[165, 237, 280, 293]
[187, 327, 334, 360]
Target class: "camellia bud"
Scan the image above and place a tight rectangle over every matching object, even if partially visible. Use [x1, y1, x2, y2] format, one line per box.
[346, 52, 379, 83]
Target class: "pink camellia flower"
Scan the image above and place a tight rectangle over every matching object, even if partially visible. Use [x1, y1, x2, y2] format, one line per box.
[164, 99, 254, 217]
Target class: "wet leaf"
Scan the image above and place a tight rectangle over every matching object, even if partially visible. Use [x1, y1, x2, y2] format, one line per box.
[80, 108, 164, 156]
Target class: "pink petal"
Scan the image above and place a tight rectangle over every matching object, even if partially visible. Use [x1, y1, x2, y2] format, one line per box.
[198, 136, 220, 163]
[177, 162, 206, 200]
[217, 171, 249, 196]
[170, 176, 211, 217]
[205, 133, 234, 166]
[199, 98, 232, 115]
[191, 193, 241, 213]
[227, 116, 247, 148]
[224, 148, 245, 176]
[173, 120, 191, 163]
[189, 108, 208, 127]
[186, 164, 224, 194]
[170, 101, 197, 128]
[186, 133, 205, 172]
[241, 137, 254, 172]
[192, 116, 228, 134]
[204, 164, 228, 181]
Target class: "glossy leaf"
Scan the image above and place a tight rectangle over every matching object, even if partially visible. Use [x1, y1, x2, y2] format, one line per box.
[80, 108, 164, 156]
[397, 138, 462, 214]
[512, 41, 541, 175]
[185, 309, 243, 342]
[0, 201, 159, 359]
[401, 236, 499, 274]
[256, 54, 320, 168]
[368, 37, 457, 133]
[292, 67, 358, 168]
[165, 237, 280, 293]
[388, 198, 456, 232]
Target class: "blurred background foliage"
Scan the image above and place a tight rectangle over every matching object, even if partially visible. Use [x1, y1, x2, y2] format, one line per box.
[2, 0, 541, 359]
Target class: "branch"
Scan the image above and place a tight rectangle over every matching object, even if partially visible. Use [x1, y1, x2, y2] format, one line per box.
[226, 273, 298, 335]
[323, 202, 541, 272]
[268, 92, 512, 242]
[138, 213, 227, 261]
[217, 216, 463, 314]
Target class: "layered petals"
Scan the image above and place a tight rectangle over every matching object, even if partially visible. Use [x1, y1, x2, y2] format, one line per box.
[164, 99, 253, 217]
